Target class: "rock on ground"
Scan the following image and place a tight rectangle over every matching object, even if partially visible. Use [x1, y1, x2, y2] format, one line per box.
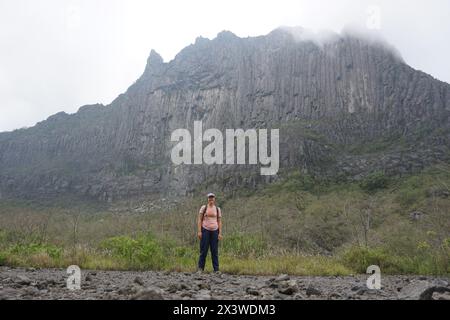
[0, 267, 448, 300]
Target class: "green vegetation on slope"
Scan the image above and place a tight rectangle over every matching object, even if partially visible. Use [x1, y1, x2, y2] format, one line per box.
[0, 164, 449, 275]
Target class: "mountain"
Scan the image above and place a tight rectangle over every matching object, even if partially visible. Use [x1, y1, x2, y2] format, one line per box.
[0, 27, 449, 202]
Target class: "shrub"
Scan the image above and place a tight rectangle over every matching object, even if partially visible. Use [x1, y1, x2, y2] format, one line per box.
[8, 243, 63, 260]
[100, 233, 166, 269]
[359, 171, 389, 193]
[340, 246, 405, 274]
[396, 176, 425, 207]
[341, 244, 450, 275]
[0, 251, 6, 266]
[221, 232, 268, 257]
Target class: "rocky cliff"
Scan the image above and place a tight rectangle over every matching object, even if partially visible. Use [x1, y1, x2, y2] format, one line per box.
[0, 27, 449, 201]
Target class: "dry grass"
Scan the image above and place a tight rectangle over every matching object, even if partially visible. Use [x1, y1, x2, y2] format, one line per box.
[0, 164, 449, 275]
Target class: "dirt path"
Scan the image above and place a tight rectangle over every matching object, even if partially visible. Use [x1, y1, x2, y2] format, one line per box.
[0, 267, 449, 300]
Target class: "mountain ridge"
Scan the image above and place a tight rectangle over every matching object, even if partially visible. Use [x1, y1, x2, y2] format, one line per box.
[0, 27, 449, 202]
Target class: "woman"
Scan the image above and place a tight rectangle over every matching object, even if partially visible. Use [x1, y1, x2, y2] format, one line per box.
[197, 193, 223, 272]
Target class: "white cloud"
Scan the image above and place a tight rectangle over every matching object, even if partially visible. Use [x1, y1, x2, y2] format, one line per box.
[0, 0, 449, 132]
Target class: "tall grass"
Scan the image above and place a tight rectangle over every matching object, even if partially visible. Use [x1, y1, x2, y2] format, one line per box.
[0, 164, 449, 275]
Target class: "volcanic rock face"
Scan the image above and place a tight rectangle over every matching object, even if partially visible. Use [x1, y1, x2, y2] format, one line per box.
[0, 28, 449, 201]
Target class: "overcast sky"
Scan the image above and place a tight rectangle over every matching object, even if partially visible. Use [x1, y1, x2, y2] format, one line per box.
[1, 0, 449, 132]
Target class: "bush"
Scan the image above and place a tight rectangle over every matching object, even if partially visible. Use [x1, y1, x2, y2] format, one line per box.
[340, 246, 405, 274]
[341, 244, 450, 275]
[171, 246, 195, 259]
[221, 232, 268, 257]
[100, 233, 166, 269]
[359, 172, 389, 193]
[0, 251, 6, 266]
[396, 176, 426, 207]
[8, 243, 63, 260]
[267, 172, 323, 194]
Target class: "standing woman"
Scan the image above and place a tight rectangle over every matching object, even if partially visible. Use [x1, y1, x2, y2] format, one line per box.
[197, 193, 223, 272]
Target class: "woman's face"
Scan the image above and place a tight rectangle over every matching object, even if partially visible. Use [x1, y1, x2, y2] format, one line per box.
[208, 196, 215, 205]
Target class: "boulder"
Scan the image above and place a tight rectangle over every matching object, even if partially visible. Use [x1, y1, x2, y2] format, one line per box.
[132, 286, 165, 300]
[398, 280, 450, 300]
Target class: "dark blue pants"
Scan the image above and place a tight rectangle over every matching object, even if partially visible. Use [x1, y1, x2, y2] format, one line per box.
[198, 227, 219, 271]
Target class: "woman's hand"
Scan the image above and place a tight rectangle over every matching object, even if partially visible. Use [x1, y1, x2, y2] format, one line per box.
[218, 233, 223, 241]
[197, 231, 202, 240]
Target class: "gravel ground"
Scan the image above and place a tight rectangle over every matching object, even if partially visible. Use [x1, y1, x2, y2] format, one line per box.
[0, 267, 449, 300]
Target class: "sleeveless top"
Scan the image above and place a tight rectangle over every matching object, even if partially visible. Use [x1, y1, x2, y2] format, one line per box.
[200, 205, 222, 231]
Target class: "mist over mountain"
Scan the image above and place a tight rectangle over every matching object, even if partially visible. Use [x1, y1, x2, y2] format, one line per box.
[0, 27, 449, 202]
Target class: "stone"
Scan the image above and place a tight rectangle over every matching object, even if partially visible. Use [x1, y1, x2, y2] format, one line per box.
[421, 287, 450, 300]
[15, 275, 31, 286]
[246, 287, 260, 296]
[397, 281, 450, 300]
[0, 267, 449, 300]
[306, 286, 322, 297]
[328, 293, 342, 299]
[132, 287, 165, 300]
[432, 291, 450, 300]
[278, 286, 297, 295]
[435, 279, 448, 287]
[0, 288, 19, 300]
[398, 280, 430, 299]
[180, 291, 193, 298]
[198, 282, 210, 290]
[168, 283, 182, 293]
[133, 276, 145, 286]
[275, 274, 290, 282]
[193, 289, 211, 300]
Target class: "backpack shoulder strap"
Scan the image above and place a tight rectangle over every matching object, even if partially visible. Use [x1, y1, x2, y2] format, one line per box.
[201, 204, 207, 220]
[216, 206, 221, 222]
[202, 205, 221, 222]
